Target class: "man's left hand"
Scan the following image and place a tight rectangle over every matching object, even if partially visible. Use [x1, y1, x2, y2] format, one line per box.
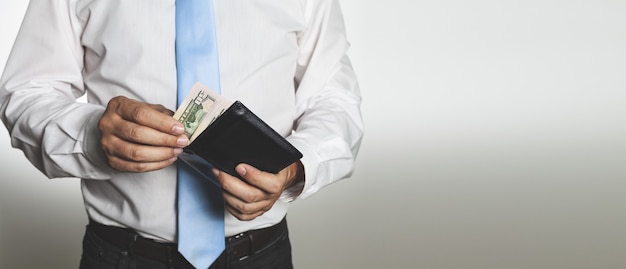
[213, 161, 304, 221]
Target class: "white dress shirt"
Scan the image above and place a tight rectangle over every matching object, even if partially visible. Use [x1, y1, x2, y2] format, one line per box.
[0, 0, 362, 242]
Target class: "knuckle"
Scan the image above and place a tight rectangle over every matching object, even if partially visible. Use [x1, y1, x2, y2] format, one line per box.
[240, 215, 255, 221]
[126, 125, 142, 141]
[231, 208, 263, 221]
[97, 118, 106, 131]
[108, 96, 123, 107]
[237, 203, 255, 215]
[232, 212, 248, 221]
[101, 146, 114, 160]
[105, 157, 116, 168]
[126, 147, 145, 161]
[244, 192, 260, 203]
[112, 96, 126, 102]
[130, 105, 148, 121]
[98, 114, 115, 133]
[99, 137, 111, 151]
[106, 157, 124, 171]
[163, 136, 176, 147]
[132, 162, 150, 173]
[100, 137, 118, 158]
[110, 96, 127, 111]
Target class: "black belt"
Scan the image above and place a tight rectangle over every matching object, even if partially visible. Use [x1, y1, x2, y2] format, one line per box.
[88, 218, 288, 268]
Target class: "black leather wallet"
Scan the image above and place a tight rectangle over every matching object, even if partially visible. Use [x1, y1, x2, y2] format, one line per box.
[184, 101, 303, 179]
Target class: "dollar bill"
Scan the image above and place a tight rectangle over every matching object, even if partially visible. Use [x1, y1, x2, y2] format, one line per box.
[173, 82, 233, 142]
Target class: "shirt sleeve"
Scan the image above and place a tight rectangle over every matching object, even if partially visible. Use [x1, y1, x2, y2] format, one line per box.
[0, 0, 115, 179]
[284, 0, 364, 199]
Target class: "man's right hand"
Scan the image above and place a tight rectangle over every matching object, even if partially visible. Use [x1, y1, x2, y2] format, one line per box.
[98, 96, 189, 173]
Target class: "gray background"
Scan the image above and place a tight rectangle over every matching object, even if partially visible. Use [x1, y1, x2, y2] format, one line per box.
[2, 1, 626, 268]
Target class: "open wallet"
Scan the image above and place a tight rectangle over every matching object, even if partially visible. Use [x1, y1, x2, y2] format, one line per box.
[181, 100, 303, 180]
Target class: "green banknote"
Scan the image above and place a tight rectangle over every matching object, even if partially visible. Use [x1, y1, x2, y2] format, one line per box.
[173, 82, 233, 142]
[180, 92, 213, 136]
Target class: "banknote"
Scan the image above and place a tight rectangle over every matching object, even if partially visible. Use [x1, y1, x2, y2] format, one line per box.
[173, 82, 233, 142]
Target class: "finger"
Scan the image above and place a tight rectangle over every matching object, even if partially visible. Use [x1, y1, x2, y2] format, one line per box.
[235, 164, 284, 195]
[105, 154, 178, 173]
[222, 192, 270, 221]
[110, 119, 188, 148]
[112, 96, 184, 136]
[225, 206, 266, 221]
[104, 136, 183, 163]
[218, 171, 268, 204]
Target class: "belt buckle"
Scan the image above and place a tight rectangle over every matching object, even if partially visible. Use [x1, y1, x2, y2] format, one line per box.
[233, 232, 246, 240]
[229, 232, 251, 261]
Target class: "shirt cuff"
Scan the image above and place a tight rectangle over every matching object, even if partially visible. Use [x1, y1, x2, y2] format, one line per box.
[280, 137, 319, 201]
[81, 107, 118, 178]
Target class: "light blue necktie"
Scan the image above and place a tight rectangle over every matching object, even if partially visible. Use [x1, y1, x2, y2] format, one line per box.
[175, 0, 224, 268]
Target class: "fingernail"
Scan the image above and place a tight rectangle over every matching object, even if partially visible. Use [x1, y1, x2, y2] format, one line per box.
[236, 165, 247, 176]
[173, 125, 184, 134]
[212, 168, 220, 177]
[173, 148, 183, 155]
[177, 137, 189, 146]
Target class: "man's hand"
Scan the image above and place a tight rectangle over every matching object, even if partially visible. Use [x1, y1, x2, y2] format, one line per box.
[99, 96, 189, 172]
[214, 161, 305, 221]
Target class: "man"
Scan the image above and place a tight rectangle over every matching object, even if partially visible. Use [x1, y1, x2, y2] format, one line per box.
[0, 0, 362, 268]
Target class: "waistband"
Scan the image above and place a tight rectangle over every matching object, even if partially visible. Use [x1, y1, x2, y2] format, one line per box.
[87, 218, 288, 268]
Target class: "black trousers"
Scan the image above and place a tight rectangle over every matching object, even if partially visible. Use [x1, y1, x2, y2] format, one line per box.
[79, 219, 293, 269]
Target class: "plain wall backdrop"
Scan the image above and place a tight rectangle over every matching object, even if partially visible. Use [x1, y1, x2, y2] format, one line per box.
[2, 1, 626, 268]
